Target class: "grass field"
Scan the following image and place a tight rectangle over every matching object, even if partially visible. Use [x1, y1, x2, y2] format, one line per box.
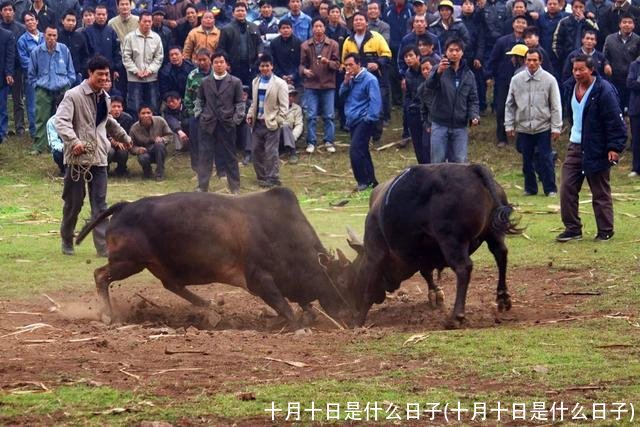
[1, 110, 639, 425]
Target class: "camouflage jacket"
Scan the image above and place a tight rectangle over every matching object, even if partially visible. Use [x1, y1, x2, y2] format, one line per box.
[183, 67, 213, 117]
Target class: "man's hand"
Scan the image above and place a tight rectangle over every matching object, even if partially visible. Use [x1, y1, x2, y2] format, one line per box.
[303, 68, 314, 78]
[71, 143, 86, 156]
[113, 71, 120, 81]
[6, 75, 14, 86]
[136, 146, 147, 154]
[604, 64, 613, 76]
[246, 116, 253, 125]
[154, 136, 164, 144]
[320, 56, 330, 65]
[529, 11, 539, 20]
[506, 130, 516, 138]
[178, 130, 189, 143]
[112, 141, 124, 150]
[608, 151, 620, 163]
[401, 78, 406, 92]
[471, 117, 479, 126]
[473, 59, 482, 69]
[166, 19, 177, 28]
[437, 57, 450, 74]
[367, 62, 379, 72]
[343, 71, 353, 84]
[551, 131, 560, 141]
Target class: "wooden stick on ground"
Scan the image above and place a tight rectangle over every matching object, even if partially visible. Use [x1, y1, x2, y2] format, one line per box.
[312, 305, 346, 330]
[134, 293, 161, 308]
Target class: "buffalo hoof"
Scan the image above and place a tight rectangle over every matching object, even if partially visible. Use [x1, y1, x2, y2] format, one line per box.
[301, 309, 317, 326]
[100, 311, 112, 325]
[497, 294, 512, 312]
[444, 314, 465, 330]
[428, 289, 446, 308]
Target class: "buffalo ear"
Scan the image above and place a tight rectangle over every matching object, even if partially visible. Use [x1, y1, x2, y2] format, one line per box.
[336, 248, 351, 267]
[318, 253, 331, 269]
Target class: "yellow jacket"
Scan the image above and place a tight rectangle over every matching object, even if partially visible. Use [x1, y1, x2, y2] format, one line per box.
[341, 30, 392, 63]
[183, 25, 221, 61]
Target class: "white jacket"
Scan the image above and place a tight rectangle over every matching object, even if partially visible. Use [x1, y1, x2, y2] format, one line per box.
[122, 29, 164, 82]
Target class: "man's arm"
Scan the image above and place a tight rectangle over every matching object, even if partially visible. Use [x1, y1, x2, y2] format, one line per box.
[148, 37, 164, 74]
[276, 79, 289, 126]
[64, 47, 76, 86]
[55, 92, 82, 153]
[121, 34, 138, 75]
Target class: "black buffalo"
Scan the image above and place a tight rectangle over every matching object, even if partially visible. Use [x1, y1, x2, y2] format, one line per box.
[75, 189, 355, 328]
[344, 164, 521, 328]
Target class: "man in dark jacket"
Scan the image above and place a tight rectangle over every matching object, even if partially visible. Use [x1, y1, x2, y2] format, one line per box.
[84, 5, 122, 82]
[195, 52, 245, 193]
[461, 0, 487, 112]
[599, 0, 640, 44]
[58, 11, 89, 86]
[1, 1, 25, 136]
[552, 0, 599, 63]
[158, 46, 195, 99]
[557, 55, 626, 242]
[218, 2, 263, 86]
[424, 38, 479, 163]
[151, 9, 172, 66]
[537, 0, 567, 79]
[487, 15, 525, 146]
[562, 29, 607, 82]
[0, 25, 15, 144]
[602, 12, 640, 112]
[269, 19, 301, 86]
[482, 0, 509, 65]
[430, 0, 471, 52]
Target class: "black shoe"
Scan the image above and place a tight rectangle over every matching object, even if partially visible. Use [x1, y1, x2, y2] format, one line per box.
[61, 241, 74, 255]
[155, 174, 164, 182]
[242, 154, 252, 165]
[355, 183, 372, 192]
[594, 231, 614, 241]
[556, 230, 583, 242]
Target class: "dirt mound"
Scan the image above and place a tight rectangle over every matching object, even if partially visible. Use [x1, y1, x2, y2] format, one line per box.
[0, 266, 595, 400]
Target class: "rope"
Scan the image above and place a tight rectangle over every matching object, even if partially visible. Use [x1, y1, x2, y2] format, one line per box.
[68, 140, 97, 182]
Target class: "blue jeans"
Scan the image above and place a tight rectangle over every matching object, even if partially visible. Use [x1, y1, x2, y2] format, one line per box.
[127, 80, 159, 115]
[518, 131, 557, 195]
[0, 85, 7, 139]
[304, 88, 335, 145]
[430, 123, 468, 163]
[349, 120, 377, 186]
[24, 81, 36, 137]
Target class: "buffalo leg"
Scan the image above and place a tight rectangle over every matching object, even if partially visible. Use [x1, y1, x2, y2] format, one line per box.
[160, 281, 210, 307]
[246, 269, 297, 328]
[94, 261, 144, 323]
[439, 241, 472, 328]
[487, 237, 511, 312]
[420, 268, 445, 308]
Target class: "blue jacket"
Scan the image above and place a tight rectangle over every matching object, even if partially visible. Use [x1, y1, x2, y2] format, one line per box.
[282, 11, 312, 42]
[537, 11, 568, 58]
[0, 28, 15, 89]
[84, 23, 122, 70]
[563, 76, 626, 174]
[339, 69, 382, 128]
[384, 3, 413, 50]
[28, 43, 75, 91]
[17, 31, 44, 72]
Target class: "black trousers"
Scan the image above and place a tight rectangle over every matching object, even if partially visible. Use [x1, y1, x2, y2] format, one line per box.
[137, 143, 167, 177]
[60, 165, 108, 252]
[199, 125, 240, 192]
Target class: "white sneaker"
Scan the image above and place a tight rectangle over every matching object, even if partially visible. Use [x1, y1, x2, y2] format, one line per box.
[628, 171, 638, 178]
[306, 144, 315, 153]
[325, 143, 336, 153]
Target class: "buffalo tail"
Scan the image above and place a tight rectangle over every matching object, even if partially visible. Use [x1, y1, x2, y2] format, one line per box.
[75, 201, 130, 245]
[471, 164, 522, 235]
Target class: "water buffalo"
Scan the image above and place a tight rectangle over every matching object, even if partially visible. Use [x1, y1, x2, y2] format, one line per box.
[75, 188, 355, 328]
[344, 164, 521, 328]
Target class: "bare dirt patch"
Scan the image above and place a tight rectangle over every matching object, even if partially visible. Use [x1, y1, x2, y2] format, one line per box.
[0, 266, 603, 400]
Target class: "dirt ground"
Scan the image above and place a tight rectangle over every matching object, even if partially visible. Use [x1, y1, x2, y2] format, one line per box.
[0, 266, 602, 422]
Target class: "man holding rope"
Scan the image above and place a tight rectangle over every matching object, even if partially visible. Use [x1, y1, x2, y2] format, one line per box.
[55, 55, 132, 257]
